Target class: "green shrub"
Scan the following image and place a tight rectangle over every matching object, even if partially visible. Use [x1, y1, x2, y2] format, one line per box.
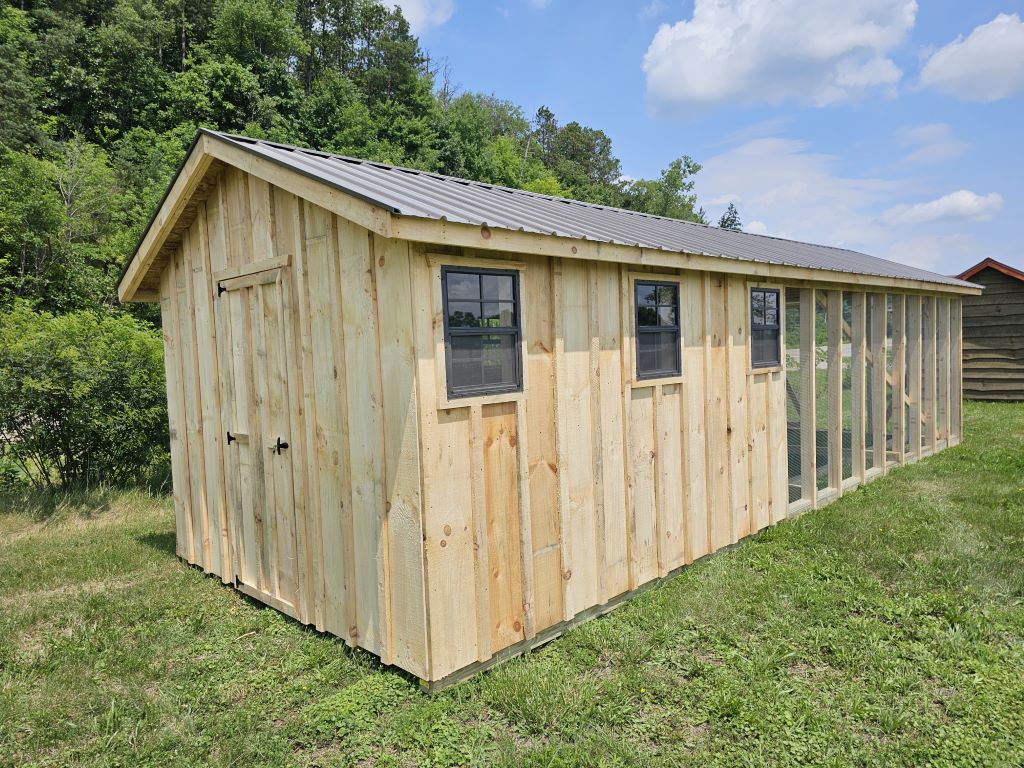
[0, 303, 168, 491]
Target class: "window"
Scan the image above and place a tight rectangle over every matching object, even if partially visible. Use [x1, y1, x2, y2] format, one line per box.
[635, 280, 681, 379]
[750, 287, 781, 368]
[442, 266, 522, 398]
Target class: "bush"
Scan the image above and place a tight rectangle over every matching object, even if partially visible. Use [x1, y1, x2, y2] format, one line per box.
[0, 303, 168, 491]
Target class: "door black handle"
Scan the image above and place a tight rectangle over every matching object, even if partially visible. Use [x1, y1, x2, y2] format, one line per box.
[226, 431, 236, 445]
[271, 436, 289, 455]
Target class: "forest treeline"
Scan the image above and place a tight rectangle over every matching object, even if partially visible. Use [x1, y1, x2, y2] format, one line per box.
[0, 0, 735, 491]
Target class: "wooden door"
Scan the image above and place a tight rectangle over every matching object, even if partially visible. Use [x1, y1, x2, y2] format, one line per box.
[216, 262, 300, 613]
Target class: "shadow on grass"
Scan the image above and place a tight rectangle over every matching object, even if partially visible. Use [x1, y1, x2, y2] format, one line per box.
[138, 530, 177, 556]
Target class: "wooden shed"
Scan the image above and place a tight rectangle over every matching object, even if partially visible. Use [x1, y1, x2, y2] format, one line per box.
[955, 258, 1024, 401]
[118, 130, 981, 688]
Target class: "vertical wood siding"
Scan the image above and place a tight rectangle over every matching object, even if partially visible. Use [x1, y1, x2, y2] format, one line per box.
[159, 168, 964, 684]
[158, 167, 428, 677]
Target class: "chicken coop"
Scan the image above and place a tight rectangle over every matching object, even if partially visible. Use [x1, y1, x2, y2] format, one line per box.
[118, 130, 980, 688]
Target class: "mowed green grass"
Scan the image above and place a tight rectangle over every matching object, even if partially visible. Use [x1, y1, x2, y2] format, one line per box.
[2, 401, 1023, 767]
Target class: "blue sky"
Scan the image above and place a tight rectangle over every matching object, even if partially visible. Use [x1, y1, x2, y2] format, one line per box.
[395, 0, 1024, 277]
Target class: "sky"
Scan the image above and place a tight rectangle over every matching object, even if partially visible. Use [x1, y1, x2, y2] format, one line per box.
[392, 0, 1024, 278]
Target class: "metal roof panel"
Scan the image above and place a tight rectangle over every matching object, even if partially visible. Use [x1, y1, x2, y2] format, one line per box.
[205, 130, 976, 289]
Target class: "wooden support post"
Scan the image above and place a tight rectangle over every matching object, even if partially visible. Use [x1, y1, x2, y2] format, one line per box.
[906, 295, 922, 461]
[826, 291, 843, 494]
[850, 293, 866, 481]
[950, 298, 963, 445]
[800, 289, 816, 507]
[870, 294, 887, 473]
[922, 297, 937, 455]
[891, 294, 906, 464]
[936, 297, 951, 447]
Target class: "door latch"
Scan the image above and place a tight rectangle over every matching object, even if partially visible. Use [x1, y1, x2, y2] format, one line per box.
[271, 436, 289, 455]
[226, 431, 237, 445]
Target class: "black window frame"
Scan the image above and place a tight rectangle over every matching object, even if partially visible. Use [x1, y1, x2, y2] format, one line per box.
[634, 279, 682, 380]
[750, 287, 782, 369]
[441, 265, 523, 399]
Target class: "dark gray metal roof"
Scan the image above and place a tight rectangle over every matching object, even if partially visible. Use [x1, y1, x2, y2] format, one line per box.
[206, 130, 976, 289]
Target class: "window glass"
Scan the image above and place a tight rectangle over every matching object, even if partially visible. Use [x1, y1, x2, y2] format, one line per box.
[635, 280, 681, 379]
[443, 267, 522, 397]
[750, 287, 781, 368]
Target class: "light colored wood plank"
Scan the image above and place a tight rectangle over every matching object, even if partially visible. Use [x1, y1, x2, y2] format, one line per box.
[657, 384, 685, 572]
[950, 298, 963, 444]
[482, 401, 527, 654]
[767, 370, 788, 525]
[724, 278, 749, 540]
[338, 218, 389, 659]
[469, 404, 491, 662]
[705, 274, 732, 547]
[906, 295, 923, 459]
[513, 400, 536, 641]
[213, 254, 291, 283]
[870, 294, 887, 473]
[826, 290, 843, 493]
[593, 263, 629, 598]
[800, 289, 817, 506]
[681, 274, 709, 559]
[556, 259, 599, 617]
[303, 201, 355, 643]
[372, 235, 429, 677]
[177, 231, 209, 570]
[522, 256, 563, 632]
[628, 387, 658, 584]
[936, 297, 951, 443]
[159, 254, 193, 562]
[891, 294, 906, 463]
[850, 292, 866, 480]
[922, 297, 937, 454]
[747, 376, 770, 532]
[726, 278, 751, 540]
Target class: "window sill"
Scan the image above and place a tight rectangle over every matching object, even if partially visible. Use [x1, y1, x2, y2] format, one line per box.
[436, 389, 525, 411]
[630, 374, 684, 389]
[749, 364, 783, 376]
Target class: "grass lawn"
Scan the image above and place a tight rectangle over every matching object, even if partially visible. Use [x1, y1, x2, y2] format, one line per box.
[2, 401, 1023, 767]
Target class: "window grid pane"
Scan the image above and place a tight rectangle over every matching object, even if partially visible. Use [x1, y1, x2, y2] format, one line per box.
[751, 287, 781, 367]
[443, 267, 522, 397]
[636, 281, 681, 379]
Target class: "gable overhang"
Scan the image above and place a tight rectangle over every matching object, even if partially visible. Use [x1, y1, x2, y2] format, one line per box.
[118, 131, 984, 303]
[956, 257, 1024, 284]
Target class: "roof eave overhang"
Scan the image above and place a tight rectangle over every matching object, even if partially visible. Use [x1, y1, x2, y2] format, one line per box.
[957, 257, 1024, 284]
[118, 131, 984, 302]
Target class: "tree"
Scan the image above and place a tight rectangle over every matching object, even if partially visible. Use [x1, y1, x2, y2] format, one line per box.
[0, 6, 42, 150]
[0, 304, 168, 491]
[622, 156, 705, 222]
[718, 202, 742, 231]
[163, 57, 264, 132]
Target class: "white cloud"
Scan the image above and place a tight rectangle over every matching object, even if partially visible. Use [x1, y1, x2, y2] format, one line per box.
[921, 13, 1024, 101]
[640, 1, 666, 20]
[885, 233, 975, 272]
[390, 0, 455, 33]
[698, 137, 896, 248]
[642, 0, 916, 109]
[882, 190, 1003, 226]
[899, 123, 969, 165]
[696, 134, 997, 274]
